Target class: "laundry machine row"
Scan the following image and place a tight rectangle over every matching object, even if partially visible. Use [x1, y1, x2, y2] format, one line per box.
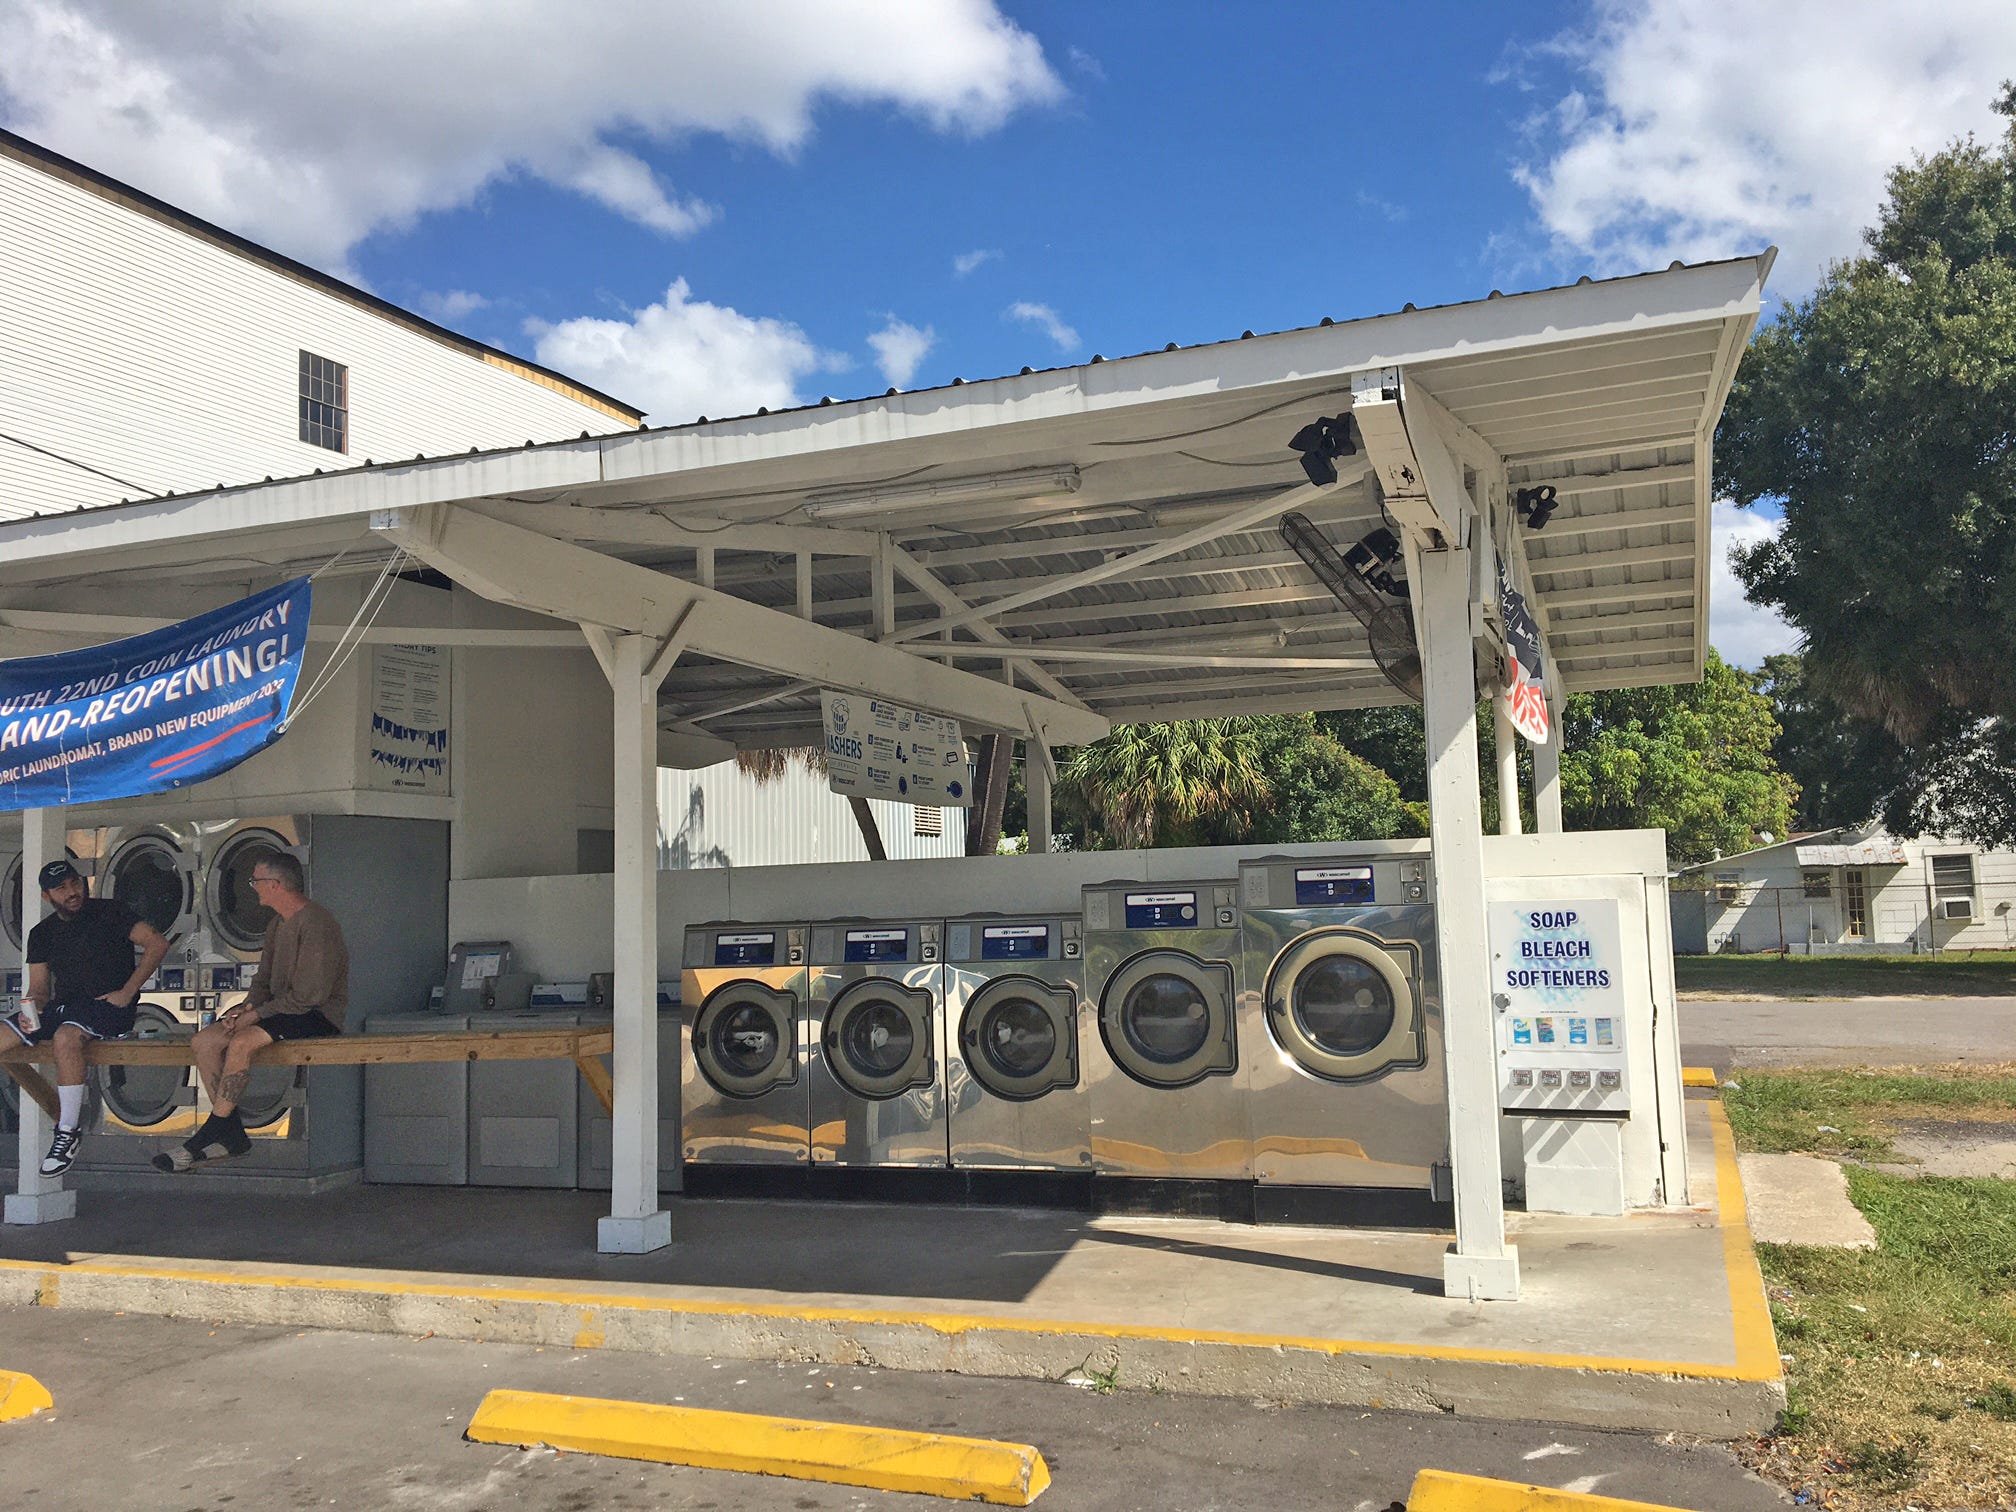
[679, 856, 1446, 1218]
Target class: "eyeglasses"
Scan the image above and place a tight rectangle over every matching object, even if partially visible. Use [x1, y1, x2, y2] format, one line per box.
[249, 874, 282, 889]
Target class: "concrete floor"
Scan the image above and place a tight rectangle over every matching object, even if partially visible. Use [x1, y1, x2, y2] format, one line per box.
[1680, 995, 2016, 1069]
[0, 1102, 1777, 1435]
[0, 1308, 1790, 1512]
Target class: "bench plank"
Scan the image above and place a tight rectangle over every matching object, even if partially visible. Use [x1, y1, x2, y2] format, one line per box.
[0, 1027, 618, 1129]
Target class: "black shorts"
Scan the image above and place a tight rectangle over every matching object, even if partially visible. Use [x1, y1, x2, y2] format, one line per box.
[258, 1010, 340, 1042]
[5, 995, 137, 1046]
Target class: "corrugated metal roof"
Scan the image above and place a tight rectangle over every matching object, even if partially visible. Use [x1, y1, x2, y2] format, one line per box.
[0, 251, 1773, 744]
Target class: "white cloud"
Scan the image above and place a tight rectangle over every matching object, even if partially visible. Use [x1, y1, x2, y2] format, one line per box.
[529, 279, 847, 424]
[0, 1, 1061, 269]
[1006, 300, 1079, 352]
[1709, 501, 1801, 668]
[1355, 190, 1409, 224]
[416, 289, 488, 322]
[953, 248, 1001, 276]
[1066, 46, 1105, 82]
[866, 316, 934, 387]
[1509, 1, 2016, 289]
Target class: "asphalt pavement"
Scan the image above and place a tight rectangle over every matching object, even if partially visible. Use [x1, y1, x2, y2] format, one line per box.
[1679, 994, 2016, 1070]
[0, 1307, 1786, 1512]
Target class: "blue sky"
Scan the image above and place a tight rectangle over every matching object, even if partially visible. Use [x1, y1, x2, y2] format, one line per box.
[5, 1, 2013, 664]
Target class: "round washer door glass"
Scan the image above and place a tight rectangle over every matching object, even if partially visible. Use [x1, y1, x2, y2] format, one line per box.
[980, 997, 1055, 1077]
[2, 854, 20, 950]
[823, 980, 933, 1099]
[99, 1003, 188, 1128]
[1293, 956, 1395, 1055]
[207, 832, 288, 953]
[107, 838, 191, 939]
[693, 982, 797, 1099]
[1265, 930, 1422, 1083]
[1099, 952, 1236, 1089]
[960, 977, 1076, 1101]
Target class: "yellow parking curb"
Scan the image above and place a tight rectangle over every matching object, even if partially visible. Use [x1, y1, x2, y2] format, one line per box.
[1410, 1469, 1694, 1509]
[466, 1388, 1050, 1504]
[0, 1368, 54, 1423]
[1681, 1067, 1720, 1088]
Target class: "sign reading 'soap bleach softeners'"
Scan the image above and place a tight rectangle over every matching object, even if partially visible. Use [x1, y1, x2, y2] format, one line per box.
[820, 690, 970, 806]
[0, 577, 311, 810]
[1488, 897, 1631, 1112]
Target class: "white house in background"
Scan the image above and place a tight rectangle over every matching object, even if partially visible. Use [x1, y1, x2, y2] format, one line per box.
[1671, 826, 2015, 955]
[0, 126, 640, 519]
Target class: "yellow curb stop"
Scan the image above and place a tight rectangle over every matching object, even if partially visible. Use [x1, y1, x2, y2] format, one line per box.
[467, 1388, 1050, 1505]
[1410, 1469, 1696, 1510]
[1681, 1067, 1720, 1088]
[0, 1368, 54, 1423]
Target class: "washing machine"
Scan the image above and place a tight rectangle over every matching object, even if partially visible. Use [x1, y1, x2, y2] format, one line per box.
[1080, 879, 1247, 1180]
[807, 919, 946, 1169]
[97, 822, 204, 950]
[199, 817, 310, 965]
[1237, 853, 1446, 1193]
[681, 922, 811, 1167]
[942, 913, 1089, 1172]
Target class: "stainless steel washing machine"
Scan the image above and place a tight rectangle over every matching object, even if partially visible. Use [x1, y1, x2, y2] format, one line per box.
[98, 822, 204, 950]
[942, 913, 1088, 1172]
[1237, 852, 1445, 1191]
[681, 922, 811, 1167]
[199, 817, 310, 965]
[807, 919, 945, 1169]
[1081, 880, 1247, 1180]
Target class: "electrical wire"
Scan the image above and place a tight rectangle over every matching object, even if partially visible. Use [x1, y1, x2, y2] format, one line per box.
[0, 429, 161, 497]
[281, 547, 407, 729]
[1087, 386, 1354, 448]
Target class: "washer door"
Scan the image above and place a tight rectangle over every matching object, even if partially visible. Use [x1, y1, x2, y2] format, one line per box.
[693, 981, 798, 1099]
[2, 853, 21, 950]
[234, 1061, 297, 1130]
[960, 977, 1077, 1102]
[205, 828, 293, 956]
[823, 978, 934, 1100]
[1099, 950, 1237, 1089]
[1264, 929, 1422, 1082]
[98, 1002, 188, 1128]
[104, 833, 197, 942]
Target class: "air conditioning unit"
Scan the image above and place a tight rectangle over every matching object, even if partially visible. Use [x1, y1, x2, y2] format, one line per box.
[1940, 896, 1976, 921]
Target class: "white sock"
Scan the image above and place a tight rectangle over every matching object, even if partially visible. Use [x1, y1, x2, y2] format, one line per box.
[57, 1082, 85, 1131]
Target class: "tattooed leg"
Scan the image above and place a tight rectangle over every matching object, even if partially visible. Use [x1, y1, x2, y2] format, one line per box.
[215, 1068, 250, 1117]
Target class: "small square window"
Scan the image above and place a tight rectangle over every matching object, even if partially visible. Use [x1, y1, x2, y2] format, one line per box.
[1801, 870, 1832, 899]
[299, 350, 348, 452]
[912, 805, 943, 838]
[1931, 853, 1975, 894]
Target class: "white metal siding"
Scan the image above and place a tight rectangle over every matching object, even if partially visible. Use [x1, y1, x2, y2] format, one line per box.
[0, 152, 628, 521]
[659, 761, 969, 870]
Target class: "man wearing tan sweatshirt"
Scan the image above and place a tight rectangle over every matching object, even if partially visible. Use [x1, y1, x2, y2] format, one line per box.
[156, 849, 348, 1172]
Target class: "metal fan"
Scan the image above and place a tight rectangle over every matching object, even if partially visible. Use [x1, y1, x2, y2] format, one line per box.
[1278, 511, 1423, 704]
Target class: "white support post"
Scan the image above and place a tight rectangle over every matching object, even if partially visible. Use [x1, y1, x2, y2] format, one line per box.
[1026, 748, 1053, 854]
[598, 632, 671, 1254]
[1494, 700, 1523, 837]
[8, 806, 74, 1225]
[1415, 542, 1519, 1301]
[1533, 690, 1563, 835]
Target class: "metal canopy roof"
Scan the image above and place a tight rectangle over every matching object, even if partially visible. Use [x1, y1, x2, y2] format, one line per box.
[0, 252, 1772, 751]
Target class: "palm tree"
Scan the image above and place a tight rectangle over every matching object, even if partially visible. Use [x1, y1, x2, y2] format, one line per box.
[735, 746, 887, 860]
[1058, 720, 1270, 849]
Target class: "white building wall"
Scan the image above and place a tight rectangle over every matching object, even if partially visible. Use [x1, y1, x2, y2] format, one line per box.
[659, 759, 969, 870]
[0, 148, 633, 521]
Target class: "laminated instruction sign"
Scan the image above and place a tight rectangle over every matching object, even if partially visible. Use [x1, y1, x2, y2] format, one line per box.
[367, 643, 449, 794]
[820, 691, 970, 806]
[1488, 897, 1631, 1111]
[0, 577, 311, 810]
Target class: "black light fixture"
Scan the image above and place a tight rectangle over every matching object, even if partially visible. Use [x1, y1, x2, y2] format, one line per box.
[1515, 484, 1559, 531]
[1287, 413, 1357, 486]
[1343, 526, 1409, 599]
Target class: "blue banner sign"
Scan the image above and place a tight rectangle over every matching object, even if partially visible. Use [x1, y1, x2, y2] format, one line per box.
[0, 578, 312, 810]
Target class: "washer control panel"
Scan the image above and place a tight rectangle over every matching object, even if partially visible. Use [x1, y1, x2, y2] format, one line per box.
[1490, 900, 1631, 1114]
[1237, 853, 1432, 910]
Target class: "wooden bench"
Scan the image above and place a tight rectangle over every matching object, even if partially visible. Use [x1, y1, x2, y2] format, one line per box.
[0, 1025, 616, 1123]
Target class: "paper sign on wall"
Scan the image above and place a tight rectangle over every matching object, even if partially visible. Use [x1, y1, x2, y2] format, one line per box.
[821, 691, 970, 807]
[367, 643, 449, 794]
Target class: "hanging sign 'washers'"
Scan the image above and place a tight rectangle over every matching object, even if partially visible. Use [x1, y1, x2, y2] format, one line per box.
[820, 690, 971, 808]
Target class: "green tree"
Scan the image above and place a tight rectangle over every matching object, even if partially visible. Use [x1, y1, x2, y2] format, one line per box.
[1192, 714, 1426, 845]
[1715, 85, 2016, 843]
[1055, 719, 1269, 850]
[1560, 651, 1798, 865]
[1754, 653, 1911, 831]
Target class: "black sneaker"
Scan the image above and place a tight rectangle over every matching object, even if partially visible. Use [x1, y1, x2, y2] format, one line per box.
[40, 1126, 81, 1176]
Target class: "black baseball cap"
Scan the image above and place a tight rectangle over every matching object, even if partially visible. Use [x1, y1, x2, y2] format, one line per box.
[37, 859, 82, 890]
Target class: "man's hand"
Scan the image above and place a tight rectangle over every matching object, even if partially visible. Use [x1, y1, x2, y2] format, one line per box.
[219, 1004, 258, 1032]
[102, 985, 137, 1009]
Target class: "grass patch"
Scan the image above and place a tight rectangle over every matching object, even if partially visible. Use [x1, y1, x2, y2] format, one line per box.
[1735, 1066, 2016, 1507]
[1723, 1064, 2016, 1159]
[1675, 950, 2016, 999]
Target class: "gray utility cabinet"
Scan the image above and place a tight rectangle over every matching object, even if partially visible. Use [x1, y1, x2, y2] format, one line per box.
[468, 1010, 579, 1187]
[576, 1009, 684, 1193]
[363, 1013, 470, 1185]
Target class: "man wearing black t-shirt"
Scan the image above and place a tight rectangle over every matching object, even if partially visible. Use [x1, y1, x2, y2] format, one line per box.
[6, 859, 170, 1175]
